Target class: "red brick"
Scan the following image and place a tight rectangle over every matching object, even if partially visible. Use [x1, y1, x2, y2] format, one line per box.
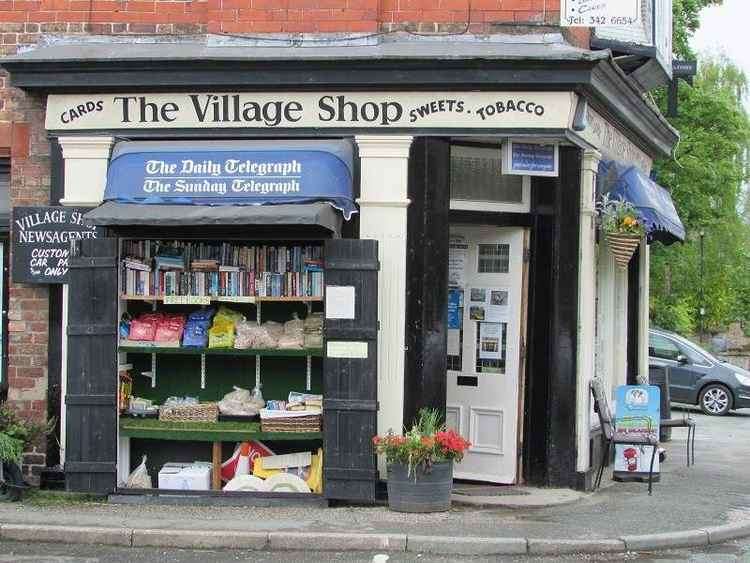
[236, 8, 272, 20]
[220, 0, 248, 8]
[0, 11, 27, 22]
[346, 0, 376, 8]
[39, 0, 67, 9]
[125, 0, 155, 11]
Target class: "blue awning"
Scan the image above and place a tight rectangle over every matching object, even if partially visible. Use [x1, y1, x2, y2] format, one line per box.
[597, 160, 685, 245]
[104, 140, 357, 220]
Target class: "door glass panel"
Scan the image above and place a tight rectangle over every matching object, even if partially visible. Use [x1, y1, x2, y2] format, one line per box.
[475, 321, 507, 374]
[450, 145, 523, 203]
[478, 244, 510, 273]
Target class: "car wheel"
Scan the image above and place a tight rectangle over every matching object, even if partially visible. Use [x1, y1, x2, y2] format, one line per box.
[699, 384, 733, 416]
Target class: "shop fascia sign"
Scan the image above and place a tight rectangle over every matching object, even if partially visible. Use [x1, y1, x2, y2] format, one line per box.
[45, 92, 575, 130]
[561, 0, 641, 27]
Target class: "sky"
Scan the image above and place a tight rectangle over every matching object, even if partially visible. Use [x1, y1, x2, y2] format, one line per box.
[692, 0, 750, 106]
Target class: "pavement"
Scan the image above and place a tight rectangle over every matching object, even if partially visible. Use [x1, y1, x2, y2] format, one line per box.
[1, 407, 749, 558]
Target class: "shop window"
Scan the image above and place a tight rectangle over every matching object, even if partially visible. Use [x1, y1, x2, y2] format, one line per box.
[449, 145, 530, 212]
[477, 244, 510, 273]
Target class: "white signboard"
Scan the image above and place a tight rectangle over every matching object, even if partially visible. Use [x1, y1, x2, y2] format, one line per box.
[325, 285, 356, 320]
[562, 0, 640, 27]
[45, 92, 575, 130]
[327, 341, 369, 359]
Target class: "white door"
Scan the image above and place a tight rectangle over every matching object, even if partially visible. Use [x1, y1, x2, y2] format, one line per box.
[446, 226, 526, 483]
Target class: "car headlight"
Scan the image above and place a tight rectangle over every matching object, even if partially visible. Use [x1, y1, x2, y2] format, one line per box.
[734, 373, 750, 386]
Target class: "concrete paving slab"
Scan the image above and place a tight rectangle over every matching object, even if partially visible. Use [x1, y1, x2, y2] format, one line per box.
[527, 537, 625, 555]
[622, 529, 709, 551]
[0, 523, 132, 546]
[452, 487, 586, 508]
[132, 529, 268, 549]
[267, 531, 407, 551]
[703, 522, 750, 545]
[406, 535, 527, 555]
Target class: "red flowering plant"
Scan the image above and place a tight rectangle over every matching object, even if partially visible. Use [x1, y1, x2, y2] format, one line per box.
[372, 408, 471, 477]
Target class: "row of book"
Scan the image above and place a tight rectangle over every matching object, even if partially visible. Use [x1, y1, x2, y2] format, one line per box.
[121, 267, 325, 298]
[122, 240, 324, 275]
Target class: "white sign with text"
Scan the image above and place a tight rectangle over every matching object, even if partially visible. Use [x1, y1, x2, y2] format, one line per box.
[46, 92, 575, 130]
[561, 0, 640, 27]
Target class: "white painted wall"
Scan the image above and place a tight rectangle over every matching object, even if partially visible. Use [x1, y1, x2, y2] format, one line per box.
[355, 135, 412, 476]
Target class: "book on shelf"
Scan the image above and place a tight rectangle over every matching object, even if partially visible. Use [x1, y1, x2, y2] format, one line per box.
[121, 240, 324, 298]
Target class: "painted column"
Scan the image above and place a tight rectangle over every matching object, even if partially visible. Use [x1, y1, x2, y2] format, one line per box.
[638, 239, 650, 377]
[58, 136, 114, 206]
[576, 149, 601, 474]
[355, 135, 413, 459]
[56, 136, 114, 464]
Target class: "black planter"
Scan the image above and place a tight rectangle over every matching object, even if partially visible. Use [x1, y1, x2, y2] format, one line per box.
[386, 461, 453, 513]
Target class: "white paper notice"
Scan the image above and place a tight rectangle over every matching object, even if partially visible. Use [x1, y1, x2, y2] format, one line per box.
[447, 329, 461, 356]
[325, 286, 356, 319]
[327, 341, 368, 359]
[485, 289, 510, 322]
[479, 322, 503, 360]
[449, 238, 468, 287]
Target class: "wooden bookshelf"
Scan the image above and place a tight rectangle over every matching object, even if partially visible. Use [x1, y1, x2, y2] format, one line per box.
[120, 294, 323, 303]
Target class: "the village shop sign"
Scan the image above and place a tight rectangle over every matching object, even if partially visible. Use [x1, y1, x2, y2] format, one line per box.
[46, 92, 575, 130]
[11, 206, 97, 284]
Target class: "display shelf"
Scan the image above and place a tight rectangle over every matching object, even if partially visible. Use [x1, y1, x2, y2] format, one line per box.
[119, 417, 322, 442]
[119, 345, 323, 357]
[120, 295, 323, 303]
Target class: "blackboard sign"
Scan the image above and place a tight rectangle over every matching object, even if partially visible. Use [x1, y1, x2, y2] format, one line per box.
[12, 206, 98, 284]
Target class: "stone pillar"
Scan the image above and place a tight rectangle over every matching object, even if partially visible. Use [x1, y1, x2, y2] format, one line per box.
[576, 149, 600, 474]
[355, 135, 413, 455]
[58, 136, 114, 206]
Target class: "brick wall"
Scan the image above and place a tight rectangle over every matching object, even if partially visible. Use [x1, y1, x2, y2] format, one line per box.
[0, 0, 582, 46]
[1, 87, 51, 484]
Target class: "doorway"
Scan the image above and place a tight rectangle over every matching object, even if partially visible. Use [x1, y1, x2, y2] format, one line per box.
[446, 225, 527, 483]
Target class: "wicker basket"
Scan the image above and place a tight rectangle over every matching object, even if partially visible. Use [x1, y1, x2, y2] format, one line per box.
[159, 402, 218, 423]
[606, 233, 642, 269]
[261, 414, 321, 433]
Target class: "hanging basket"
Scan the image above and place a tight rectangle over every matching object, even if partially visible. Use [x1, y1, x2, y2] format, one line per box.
[606, 233, 642, 269]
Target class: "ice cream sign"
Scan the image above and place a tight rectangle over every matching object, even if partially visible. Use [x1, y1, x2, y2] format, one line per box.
[613, 385, 661, 476]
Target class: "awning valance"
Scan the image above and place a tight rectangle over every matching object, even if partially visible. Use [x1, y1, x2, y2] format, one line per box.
[597, 160, 685, 245]
[104, 140, 356, 220]
[84, 201, 342, 235]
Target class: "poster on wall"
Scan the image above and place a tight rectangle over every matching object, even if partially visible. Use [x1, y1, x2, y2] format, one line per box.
[448, 237, 468, 287]
[11, 206, 98, 284]
[469, 287, 510, 323]
[613, 385, 661, 478]
[478, 322, 503, 360]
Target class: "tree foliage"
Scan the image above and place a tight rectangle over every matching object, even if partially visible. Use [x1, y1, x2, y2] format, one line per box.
[672, 0, 723, 58]
[650, 56, 750, 335]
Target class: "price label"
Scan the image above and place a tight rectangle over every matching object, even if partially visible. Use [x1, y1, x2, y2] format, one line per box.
[163, 295, 211, 305]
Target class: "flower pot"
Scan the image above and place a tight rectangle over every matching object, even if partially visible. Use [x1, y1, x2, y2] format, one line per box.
[386, 461, 453, 513]
[606, 233, 642, 269]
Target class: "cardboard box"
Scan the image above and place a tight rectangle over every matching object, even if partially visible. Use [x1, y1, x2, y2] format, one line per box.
[158, 462, 211, 490]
